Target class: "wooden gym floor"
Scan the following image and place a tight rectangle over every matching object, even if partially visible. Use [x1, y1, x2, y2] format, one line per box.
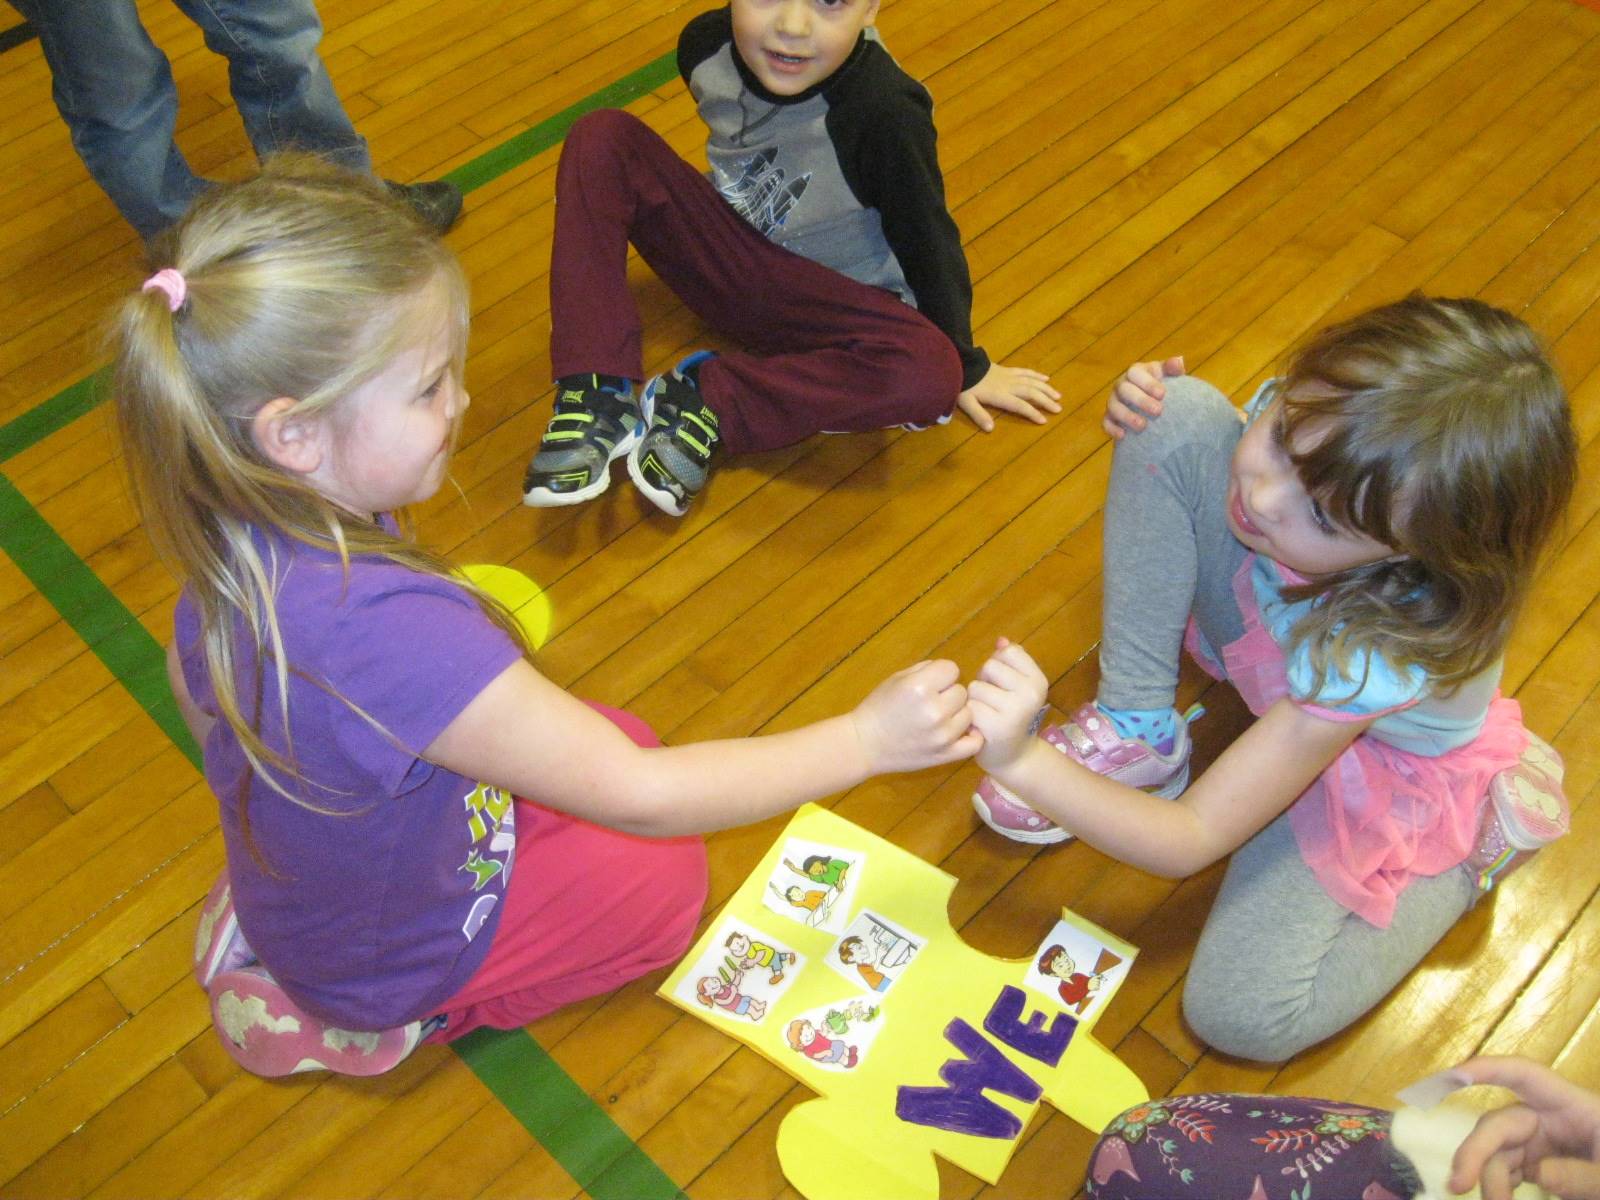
[2, 0, 1598, 1196]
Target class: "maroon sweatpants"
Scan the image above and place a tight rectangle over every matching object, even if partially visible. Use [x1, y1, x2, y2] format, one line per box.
[549, 108, 962, 454]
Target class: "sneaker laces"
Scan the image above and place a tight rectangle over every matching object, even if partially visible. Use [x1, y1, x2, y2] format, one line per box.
[539, 376, 632, 451]
[665, 402, 718, 464]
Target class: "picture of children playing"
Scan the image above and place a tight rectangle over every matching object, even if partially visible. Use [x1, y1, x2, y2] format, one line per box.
[785, 1017, 859, 1069]
[697, 973, 767, 1022]
[763, 839, 861, 932]
[726, 930, 794, 985]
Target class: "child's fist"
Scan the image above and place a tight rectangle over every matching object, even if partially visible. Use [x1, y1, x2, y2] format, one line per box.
[853, 659, 982, 774]
[968, 638, 1049, 770]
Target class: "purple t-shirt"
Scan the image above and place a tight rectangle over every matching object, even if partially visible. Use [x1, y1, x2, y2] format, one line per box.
[174, 527, 523, 1029]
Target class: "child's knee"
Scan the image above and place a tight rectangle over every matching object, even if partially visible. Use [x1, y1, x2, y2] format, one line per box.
[1158, 374, 1233, 412]
[1085, 1103, 1172, 1199]
[564, 108, 645, 160]
[896, 324, 962, 421]
[646, 837, 710, 960]
[1113, 374, 1240, 461]
[1181, 973, 1316, 1063]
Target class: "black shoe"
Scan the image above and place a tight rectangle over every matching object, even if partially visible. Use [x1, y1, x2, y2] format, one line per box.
[522, 375, 643, 507]
[628, 352, 720, 517]
[385, 179, 463, 233]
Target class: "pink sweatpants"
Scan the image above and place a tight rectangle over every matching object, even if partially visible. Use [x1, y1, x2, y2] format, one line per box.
[428, 704, 708, 1041]
[549, 108, 962, 453]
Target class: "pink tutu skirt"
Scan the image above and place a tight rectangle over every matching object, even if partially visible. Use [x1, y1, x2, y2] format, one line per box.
[1184, 557, 1529, 928]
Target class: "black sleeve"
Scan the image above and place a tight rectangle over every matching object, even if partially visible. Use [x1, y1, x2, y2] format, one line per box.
[829, 59, 989, 390]
[678, 6, 731, 88]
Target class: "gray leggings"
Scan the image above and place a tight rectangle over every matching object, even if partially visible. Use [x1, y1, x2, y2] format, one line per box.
[1101, 377, 1475, 1062]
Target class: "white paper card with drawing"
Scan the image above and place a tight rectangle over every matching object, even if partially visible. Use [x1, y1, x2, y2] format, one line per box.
[825, 909, 924, 997]
[761, 838, 862, 933]
[1023, 912, 1136, 1028]
[674, 915, 804, 1025]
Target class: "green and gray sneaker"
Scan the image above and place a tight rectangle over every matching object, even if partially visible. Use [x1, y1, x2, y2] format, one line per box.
[522, 374, 642, 507]
[628, 352, 720, 517]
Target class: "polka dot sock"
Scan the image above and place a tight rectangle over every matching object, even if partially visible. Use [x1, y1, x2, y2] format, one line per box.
[1095, 704, 1179, 755]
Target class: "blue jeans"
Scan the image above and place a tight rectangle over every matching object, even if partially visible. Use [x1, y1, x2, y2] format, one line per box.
[8, 0, 370, 237]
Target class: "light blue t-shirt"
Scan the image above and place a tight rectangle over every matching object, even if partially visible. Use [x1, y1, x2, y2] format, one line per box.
[1241, 381, 1498, 756]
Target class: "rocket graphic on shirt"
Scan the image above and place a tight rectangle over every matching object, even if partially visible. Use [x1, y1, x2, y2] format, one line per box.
[716, 146, 812, 236]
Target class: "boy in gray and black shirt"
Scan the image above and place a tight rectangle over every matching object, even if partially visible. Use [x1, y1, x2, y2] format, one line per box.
[523, 0, 1058, 516]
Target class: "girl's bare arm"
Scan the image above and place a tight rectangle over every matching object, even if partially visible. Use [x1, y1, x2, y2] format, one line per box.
[424, 657, 982, 837]
[970, 640, 1368, 876]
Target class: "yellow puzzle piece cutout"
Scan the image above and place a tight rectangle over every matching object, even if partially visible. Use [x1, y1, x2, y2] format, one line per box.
[460, 563, 552, 649]
[661, 805, 1148, 1200]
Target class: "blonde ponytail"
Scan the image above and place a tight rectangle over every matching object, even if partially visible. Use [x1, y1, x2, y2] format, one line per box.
[113, 156, 530, 863]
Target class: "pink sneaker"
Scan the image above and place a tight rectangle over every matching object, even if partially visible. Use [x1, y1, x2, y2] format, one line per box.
[972, 703, 1194, 845]
[208, 965, 423, 1077]
[193, 871, 257, 988]
[1468, 731, 1568, 891]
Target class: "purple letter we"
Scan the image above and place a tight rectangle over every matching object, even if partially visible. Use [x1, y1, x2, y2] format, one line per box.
[895, 1019, 1044, 1138]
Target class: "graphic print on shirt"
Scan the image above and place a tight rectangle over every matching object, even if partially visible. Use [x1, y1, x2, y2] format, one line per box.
[458, 781, 516, 942]
[715, 146, 811, 236]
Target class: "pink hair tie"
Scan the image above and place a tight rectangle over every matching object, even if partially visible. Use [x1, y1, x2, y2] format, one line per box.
[142, 267, 187, 312]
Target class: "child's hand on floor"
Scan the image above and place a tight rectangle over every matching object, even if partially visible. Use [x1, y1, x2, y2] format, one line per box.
[1448, 1055, 1600, 1200]
[957, 363, 1062, 431]
[968, 638, 1049, 773]
[1104, 356, 1185, 439]
[851, 659, 982, 774]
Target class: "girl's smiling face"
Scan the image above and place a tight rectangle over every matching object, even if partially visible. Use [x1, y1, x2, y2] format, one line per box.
[314, 282, 469, 517]
[731, 0, 879, 96]
[1227, 398, 1401, 578]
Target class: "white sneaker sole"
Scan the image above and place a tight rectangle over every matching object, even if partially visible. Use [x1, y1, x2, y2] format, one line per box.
[625, 445, 691, 517]
[971, 788, 1076, 845]
[971, 760, 1190, 846]
[522, 426, 642, 508]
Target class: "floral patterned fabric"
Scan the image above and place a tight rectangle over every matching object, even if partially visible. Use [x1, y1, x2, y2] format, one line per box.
[1086, 1094, 1419, 1200]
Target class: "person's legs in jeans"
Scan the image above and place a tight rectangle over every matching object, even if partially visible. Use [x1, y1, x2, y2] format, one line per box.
[174, 0, 370, 171]
[8, 0, 203, 237]
[549, 108, 960, 452]
[1183, 809, 1476, 1062]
